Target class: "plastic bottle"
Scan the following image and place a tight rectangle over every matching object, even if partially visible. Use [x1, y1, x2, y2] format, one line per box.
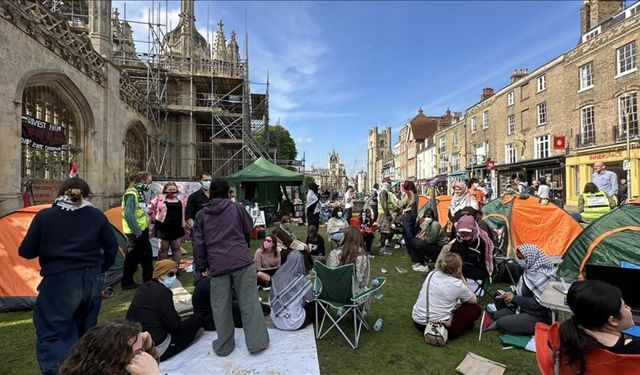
[373, 318, 383, 331]
[371, 279, 383, 300]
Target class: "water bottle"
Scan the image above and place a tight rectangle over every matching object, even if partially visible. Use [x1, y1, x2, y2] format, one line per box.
[371, 279, 383, 300]
[373, 318, 383, 331]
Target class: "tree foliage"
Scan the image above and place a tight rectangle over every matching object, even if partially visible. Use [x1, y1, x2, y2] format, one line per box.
[256, 124, 297, 163]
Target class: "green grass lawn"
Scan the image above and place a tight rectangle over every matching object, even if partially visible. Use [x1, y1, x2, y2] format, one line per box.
[0, 223, 539, 374]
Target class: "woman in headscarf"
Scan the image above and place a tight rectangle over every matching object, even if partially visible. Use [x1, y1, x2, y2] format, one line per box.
[447, 215, 494, 287]
[305, 182, 321, 229]
[448, 182, 479, 223]
[268, 250, 314, 331]
[494, 244, 553, 335]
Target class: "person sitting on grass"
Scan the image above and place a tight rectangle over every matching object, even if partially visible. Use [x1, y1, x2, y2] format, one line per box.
[272, 215, 312, 269]
[445, 215, 493, 293]
[254, 234, 281, 290]
[327, 226, 371, 312]
[269, 250, 315, 331]
[560, 280, 640, 373]
[494, 244, 553, 336]
[305, 225, 326, 263]
[411, 253, 482, 340]
[59, 320, 161, 375]
[410, 208, 448, 272]
[326, 207, 348, 245]
[126, 260, 204, 361]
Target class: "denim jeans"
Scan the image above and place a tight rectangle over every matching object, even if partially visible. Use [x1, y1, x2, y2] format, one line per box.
[401, 212, 416, 255]
[33, 267, 104, 374]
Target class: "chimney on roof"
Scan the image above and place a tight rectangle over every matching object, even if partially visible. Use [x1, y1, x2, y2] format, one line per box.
[480, 87, 494, 101]
[510, 68, 529, 83]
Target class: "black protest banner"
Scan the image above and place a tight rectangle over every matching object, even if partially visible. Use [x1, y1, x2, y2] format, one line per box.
[21, 115, 68, 151]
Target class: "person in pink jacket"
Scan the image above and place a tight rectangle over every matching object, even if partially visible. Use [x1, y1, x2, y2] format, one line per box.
[148, 182, 187, 266]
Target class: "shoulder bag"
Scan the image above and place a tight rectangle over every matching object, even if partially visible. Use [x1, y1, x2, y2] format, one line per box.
[424, 271, 449, 346]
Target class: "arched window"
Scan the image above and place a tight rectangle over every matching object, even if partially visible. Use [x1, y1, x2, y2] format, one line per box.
[21, 85, 80, 180]
[124, 123, 146, 183]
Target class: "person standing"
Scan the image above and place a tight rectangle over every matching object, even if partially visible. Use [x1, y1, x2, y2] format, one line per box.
[617, 178, 628, 206]
[370, 183, 379, 223]
[305, 182, 321, 229]
[121, 171, 154, 290]
[377, 179, 395, 256]
[192, 178, 269, 357]
[399, 180, 418, 257]
[19, 177, 118, 374]
[537, 177, 550, 205]
[591, 161, 618, 199]
[185, 174, 212, 231]
[148, 182, 187, 266]
[344, 185, 355, 222]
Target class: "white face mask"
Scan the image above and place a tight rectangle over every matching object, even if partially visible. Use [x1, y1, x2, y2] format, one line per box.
[424, 217, 433, 225]
[472, 183, 479, 188]
[202, 181, 211, 190]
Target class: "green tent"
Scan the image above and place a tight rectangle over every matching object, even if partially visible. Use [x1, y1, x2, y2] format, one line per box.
[227, 157, 303, 207]
[557, 200, 640, 279]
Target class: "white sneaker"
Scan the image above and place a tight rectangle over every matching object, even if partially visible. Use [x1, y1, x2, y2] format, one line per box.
[412, 264, 430, 273]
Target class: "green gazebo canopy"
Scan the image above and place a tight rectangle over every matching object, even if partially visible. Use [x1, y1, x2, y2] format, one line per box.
[227, 157, 303, 184]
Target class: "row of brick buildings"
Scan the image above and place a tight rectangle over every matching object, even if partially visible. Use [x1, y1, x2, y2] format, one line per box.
[367, 0, 640, 207]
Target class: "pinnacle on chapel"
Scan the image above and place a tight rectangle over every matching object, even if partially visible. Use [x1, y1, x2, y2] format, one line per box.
[212, 19, 227, 61]
[227, 30, 240, 63]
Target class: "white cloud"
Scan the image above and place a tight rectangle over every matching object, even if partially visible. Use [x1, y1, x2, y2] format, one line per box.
[295, 136, 314, 145]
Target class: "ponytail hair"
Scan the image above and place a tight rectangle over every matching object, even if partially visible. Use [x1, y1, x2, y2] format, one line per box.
[56, 177, 92, 205]
[559, 280, 623, 374]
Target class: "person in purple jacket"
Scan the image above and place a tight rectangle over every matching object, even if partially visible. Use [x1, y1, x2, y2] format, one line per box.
[192, 178, 269, 357]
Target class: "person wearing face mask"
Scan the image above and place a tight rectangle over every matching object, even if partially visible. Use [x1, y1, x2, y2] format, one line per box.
[326, 207, 348, 246]
[185, 174, 212, 232]
[410, 208, 448, 272]
[126, 260, 204, 361]
[121, 171, 154, 290]
[493, 244, 553, 336]
[254, 234, 281, 289]
[467, 178, 484, 210]
[444, 215, 493, 288]
[148, 182, 187, 267]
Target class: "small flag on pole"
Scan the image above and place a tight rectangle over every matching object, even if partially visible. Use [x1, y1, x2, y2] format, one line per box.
[69, 161, 78, 178]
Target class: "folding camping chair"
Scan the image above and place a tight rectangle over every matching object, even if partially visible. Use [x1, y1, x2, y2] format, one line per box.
[313, 261, 386, 349]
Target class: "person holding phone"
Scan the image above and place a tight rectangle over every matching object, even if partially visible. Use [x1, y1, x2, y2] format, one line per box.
[493, 244, 553, 335]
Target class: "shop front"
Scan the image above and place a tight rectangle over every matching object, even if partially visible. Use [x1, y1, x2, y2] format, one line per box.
[565, 145, 640, 207]
[495, 156, 566, 207]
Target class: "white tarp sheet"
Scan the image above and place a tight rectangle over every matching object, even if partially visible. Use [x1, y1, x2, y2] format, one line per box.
[159, 326, 320, 375]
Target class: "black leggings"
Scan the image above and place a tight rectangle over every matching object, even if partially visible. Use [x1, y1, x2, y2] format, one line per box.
[160, 314, 204, 361]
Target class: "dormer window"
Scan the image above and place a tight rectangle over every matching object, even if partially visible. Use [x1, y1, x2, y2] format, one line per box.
[581, 26, 601, 43]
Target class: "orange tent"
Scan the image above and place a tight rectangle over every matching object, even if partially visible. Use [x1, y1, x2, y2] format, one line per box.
[417, 195, 451, 227]
[0, 205, 127, 312]
[0, 205, 49, 311]
[104, 206, 124, 233]
[483, 195, 583, 257]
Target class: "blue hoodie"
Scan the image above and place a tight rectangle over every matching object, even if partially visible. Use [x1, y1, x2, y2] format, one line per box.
[192, 198, 253, 276]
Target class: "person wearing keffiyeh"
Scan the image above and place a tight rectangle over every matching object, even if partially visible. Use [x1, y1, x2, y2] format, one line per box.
[494, 243, 553, 336]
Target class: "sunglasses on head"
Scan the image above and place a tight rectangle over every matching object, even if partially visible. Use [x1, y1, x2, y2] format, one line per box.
[165, 272, 176, 277]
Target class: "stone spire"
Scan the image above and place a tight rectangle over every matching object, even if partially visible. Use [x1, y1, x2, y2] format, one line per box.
[162, 0, 208, 60]
[88, 0, 112, 59]
[227, 30, 240, 63]
[212, 19, 228, 61]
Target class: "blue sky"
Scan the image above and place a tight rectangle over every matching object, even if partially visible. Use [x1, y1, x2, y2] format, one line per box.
[113, 0, 592, 175]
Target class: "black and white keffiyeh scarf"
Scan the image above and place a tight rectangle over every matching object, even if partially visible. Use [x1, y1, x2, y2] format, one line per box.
[54, 195, 92, 211]
[516, 243, 555, 302]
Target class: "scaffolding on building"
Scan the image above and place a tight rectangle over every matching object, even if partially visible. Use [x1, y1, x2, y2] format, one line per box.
[108, 0, 271, 179]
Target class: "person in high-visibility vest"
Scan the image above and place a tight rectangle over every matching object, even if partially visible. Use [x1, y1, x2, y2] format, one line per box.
[121, 171, 154, 290]
[573, 182, 616, 223]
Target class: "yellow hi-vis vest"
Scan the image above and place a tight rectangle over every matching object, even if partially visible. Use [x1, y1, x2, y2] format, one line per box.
[581, 192, 611, 220]
[378, 190, 395, 216]
[122, 187, 149, 234]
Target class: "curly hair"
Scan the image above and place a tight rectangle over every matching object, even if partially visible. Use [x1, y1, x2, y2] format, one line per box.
[59, 320, 142, 375]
